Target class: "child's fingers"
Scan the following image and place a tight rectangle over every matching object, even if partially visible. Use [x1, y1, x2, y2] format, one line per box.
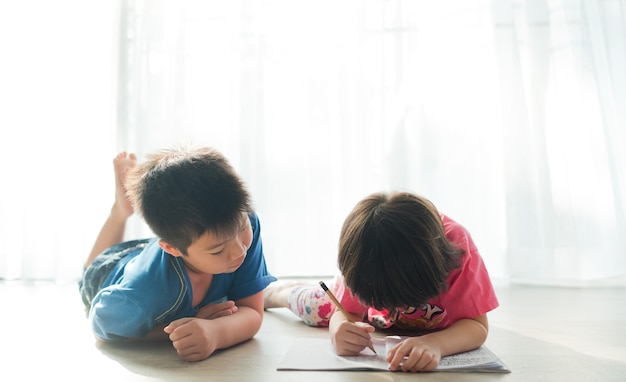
[164, 317, 193, 333]
[354, 321, 375, 333]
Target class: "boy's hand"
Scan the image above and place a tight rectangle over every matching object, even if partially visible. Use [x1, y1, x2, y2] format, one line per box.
[330, 320, 375, 356]
[195, 300, 238, 320]
[386, 337, 441, 372]
[164, 317, 218, 362]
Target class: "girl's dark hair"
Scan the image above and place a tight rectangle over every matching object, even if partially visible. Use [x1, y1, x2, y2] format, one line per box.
[337, 192, 463, 310]
[125, 146, 252, 254]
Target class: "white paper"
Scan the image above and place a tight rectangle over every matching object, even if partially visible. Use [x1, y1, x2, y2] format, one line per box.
[277, 336, 510, 373]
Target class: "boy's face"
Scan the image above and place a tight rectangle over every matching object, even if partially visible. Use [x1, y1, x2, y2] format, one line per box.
[163, 213, 253, 275]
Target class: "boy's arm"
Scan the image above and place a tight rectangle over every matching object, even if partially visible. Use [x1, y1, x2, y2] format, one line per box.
[163, 291, 265, 361]
[106, 299, 256, 342]
[386, 313, 489, 372]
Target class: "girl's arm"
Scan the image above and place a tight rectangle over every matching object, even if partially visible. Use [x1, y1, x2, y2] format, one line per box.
[329, 310, 376, 355]
[387, 313, 489, 372]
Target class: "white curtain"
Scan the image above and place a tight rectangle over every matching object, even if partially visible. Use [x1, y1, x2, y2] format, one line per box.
[0, 0, 119, 282]
[1, 0, 624, 286]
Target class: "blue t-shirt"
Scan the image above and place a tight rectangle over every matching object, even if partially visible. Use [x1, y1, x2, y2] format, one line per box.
[89, 212, 276, 341]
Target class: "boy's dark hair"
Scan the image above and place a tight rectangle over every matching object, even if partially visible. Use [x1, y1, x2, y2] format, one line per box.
[125, 146, 252, 254]
[337, 192, 463, 311]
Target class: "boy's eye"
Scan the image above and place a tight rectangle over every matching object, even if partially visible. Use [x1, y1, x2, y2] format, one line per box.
[210, 248, 225, 256]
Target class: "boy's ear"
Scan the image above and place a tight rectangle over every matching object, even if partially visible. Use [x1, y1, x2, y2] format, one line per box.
[158, 239, 184, 257]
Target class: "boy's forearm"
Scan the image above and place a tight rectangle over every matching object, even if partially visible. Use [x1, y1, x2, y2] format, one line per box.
[107, 307, 262, 345]
[211, 305, 263, 349]
[421, 315, 489, 357]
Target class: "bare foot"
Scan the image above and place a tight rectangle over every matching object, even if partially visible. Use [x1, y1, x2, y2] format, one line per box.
[84, 152, 138, 268]
[113, 151, 137, 218]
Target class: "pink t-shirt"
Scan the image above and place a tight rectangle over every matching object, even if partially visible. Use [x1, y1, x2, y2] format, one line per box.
[335, 214, 499, 331]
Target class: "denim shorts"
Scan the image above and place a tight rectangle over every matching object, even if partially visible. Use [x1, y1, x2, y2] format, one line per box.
[78, 239, 151, 313]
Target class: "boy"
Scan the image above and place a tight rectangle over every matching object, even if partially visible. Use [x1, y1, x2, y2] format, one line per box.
[80, 147, 276, 362]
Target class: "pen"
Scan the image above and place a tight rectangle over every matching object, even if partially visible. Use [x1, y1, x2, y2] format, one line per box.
[319, 281, 377, 354]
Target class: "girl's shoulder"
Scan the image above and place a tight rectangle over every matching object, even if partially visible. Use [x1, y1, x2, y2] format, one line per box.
[441, 214, 477, 250]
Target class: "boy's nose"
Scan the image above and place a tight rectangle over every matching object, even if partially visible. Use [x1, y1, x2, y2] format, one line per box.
[230, 239, 247, 258]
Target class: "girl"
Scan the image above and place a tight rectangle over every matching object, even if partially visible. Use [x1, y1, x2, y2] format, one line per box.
[264, 191, 498, 372]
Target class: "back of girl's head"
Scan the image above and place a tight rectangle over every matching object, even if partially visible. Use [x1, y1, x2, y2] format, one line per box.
[337, 191, 463, 311]
[125, 146, 252, 254]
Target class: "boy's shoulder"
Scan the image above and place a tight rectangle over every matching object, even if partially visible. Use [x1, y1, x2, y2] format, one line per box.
[124, 238, 185, 280]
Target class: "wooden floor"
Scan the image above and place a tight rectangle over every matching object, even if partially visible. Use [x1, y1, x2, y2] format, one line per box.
[2, 279, 625, 381]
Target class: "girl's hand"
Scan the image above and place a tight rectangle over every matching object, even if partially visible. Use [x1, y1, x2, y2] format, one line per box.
[330, 320, 375, 356]
[386, 337, 441, 372]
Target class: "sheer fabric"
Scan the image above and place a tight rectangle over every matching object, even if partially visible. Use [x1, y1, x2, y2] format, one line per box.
[0, 0, 118, 281]
[1, 0, 624, 285]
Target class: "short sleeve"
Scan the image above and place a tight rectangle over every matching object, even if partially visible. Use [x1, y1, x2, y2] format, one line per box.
[334, 275, 369, 318]
[430, 215, 499, 327]
[89, 288, 154, 340]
